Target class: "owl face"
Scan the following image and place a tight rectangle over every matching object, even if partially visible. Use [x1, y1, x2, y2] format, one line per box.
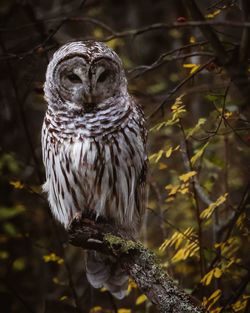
[45, 41, 127, 112]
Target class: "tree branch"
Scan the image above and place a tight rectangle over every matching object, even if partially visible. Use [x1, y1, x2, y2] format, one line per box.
[184, 0, 250, 106]
[185, 0, 229, 66]
[148, 57, 216, 119]
[68, 215, 205, 313]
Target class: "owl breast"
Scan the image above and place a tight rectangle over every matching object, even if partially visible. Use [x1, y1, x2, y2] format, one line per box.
[42, 104, 147, 231]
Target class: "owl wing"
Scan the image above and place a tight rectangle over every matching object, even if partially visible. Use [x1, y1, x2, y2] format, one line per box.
[136, 159, 148, 220]
[134, 100, 148, 222]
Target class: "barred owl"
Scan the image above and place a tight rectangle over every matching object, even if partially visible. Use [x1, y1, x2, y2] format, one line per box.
[42, 41, 147, 299]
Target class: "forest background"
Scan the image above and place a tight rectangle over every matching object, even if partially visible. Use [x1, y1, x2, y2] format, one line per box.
[0, 1, 250, 313]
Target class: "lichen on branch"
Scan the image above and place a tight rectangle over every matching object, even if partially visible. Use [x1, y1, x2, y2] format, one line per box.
[68, 215, 205, 313]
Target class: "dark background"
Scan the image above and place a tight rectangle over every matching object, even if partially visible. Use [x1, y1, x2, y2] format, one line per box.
[0, 1, 250, 313]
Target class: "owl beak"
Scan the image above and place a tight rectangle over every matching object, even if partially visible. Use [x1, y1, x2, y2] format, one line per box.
[84, 94, 93, 104]
[82, 92, 96, 112]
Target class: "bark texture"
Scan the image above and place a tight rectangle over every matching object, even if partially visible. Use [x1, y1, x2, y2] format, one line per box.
[68, 215, 205, 313]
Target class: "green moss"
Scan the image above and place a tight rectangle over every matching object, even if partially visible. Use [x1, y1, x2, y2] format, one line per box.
[104, 233, 141, 255]
[104, 233, 164, 279]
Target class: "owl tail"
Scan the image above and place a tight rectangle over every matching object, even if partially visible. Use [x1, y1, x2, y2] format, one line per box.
[85, 251, 128, 299]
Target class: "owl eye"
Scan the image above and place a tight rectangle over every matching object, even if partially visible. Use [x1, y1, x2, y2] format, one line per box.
[67, 73, 82, 84]
[97, 70, 110, 83]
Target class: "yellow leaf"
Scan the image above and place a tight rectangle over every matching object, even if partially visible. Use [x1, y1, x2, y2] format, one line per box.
[224, 111, 233, 119]
[149, 150, 164, 164]
[171, 241, 199, 262]
[214, 267, 223, 278]
[206, 9, 221, 19]
[10, 180, 24, 189]
[166, 182, 190, 196]
[127, 279, 137, 294]
[236, 213, 246, 230]
[191, 142, 209, 165]
[183, 63, 200, 74]
[201, 268, 222, 286]
[43, 253, 64, 265]
[136, 294, 148, 305]
[190, 64, 200, 74]
[186, 118, 206, 139]
[166, 184, 179, 196]
[150, 121, 166, 132]
[160, 232, 180, 251]
[214, 237, 240, 258]
[189, 36, 196, 43]
[201, 270, 214, 286]
[158, 162, 168, 170]
[183, 64, 195, 68]
[203, 290, 222, 311]
[52, 277, 59, 284]
[165, 196, 174, 203]
[100, 287, 107, 292]
[210, 308, 222, 313]
[60, 296, 68, 301]
[159, 227, 196, 253]
[173, 233, 184, 249]
[179, 187, 189, 194]
[171, 95, 186, 118]
[166, 147, 173, 158]
[90, 306, 102, 313]
[118, 309, 131, 313]
[232, 295, 250, 312]
[179, 171, 197, 183]
[200, 193, 228, 220]
[150, 97, 185, 132]
[209, 289, 222, 302]
[172, 248, 185, 262]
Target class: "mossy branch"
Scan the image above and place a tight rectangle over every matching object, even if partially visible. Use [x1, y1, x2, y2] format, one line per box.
[68, 215, 205, 313]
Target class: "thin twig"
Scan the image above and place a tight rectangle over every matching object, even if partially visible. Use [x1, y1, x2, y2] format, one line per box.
[179, 120, 206, 277]
[148, 57, 215, 119]
[185, 0, 229, 65]
[2, 19, 250, 34]
[221, 269, 250, 311]
[0, 37, 43, 183]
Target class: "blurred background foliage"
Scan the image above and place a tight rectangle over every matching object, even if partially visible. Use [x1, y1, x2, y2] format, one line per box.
[0, 0, 250, 312]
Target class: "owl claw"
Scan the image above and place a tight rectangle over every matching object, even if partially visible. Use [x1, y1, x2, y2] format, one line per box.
[68, 211, 83, 230]
[69, 212, 99, 229]
[73, 211, 82, 221]
[87, 238, 103, 244]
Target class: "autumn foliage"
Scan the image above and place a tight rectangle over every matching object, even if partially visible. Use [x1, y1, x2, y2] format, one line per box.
[0, 1, 250, 313]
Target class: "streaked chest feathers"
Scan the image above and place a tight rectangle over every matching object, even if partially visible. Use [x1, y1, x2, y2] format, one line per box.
[42, 107, 146, 230]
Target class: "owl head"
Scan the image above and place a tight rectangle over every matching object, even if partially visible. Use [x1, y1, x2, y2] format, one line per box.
[44, 41, 128, 112]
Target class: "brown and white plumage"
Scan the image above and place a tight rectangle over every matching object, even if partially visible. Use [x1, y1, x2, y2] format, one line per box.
[42, 41, 147, 299]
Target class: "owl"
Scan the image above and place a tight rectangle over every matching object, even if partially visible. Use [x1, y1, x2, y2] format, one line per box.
[42, 41, 147, 299]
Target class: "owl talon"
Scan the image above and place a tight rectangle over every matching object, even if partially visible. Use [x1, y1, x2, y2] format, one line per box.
[68, 212, 83, 230]
[87, 238, 103, 244]
[73, 211, 82, 221]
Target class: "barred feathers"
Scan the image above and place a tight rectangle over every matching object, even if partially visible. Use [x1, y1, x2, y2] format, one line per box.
[42, 41, 147, 299]
[42, 97, 146, 229]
